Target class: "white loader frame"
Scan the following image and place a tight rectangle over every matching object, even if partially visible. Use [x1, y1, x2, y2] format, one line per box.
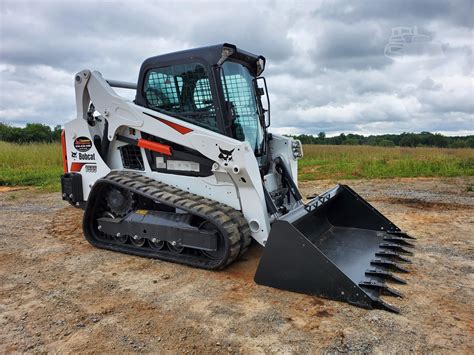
[65, 70, 302, 246]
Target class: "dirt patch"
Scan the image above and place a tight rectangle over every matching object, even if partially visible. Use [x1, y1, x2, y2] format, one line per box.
[382, 197, 467, 210]
[0, 186, 30, 192]
[1, 177, 473, 353]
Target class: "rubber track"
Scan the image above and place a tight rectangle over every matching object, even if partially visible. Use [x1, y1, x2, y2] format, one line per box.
[84, 171, 251, 269]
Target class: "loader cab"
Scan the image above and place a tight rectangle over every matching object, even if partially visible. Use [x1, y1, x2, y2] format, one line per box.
[135, 43, 269, 156]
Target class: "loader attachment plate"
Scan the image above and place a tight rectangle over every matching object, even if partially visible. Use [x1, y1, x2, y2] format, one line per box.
[255, 185, 414, 313]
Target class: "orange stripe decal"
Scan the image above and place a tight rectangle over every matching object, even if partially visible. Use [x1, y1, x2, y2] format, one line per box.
[143, 112, 193, 135]
[158, 117, 193, 135]
[61, 130, 68, 173]
[137, 139, 172, 156]
[70, 162, 86, 172]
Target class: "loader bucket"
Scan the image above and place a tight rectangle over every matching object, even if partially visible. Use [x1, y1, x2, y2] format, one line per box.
[254, 185, 414, 313]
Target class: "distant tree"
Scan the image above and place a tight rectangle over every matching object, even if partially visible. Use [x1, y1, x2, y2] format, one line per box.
[343, 138, 359, 145]
[0, 123, 23, 142]
[294, 134, 316, 144]
[318, 131, 326, 140]
[400, 134, 419, 147]
[52, 125, 62, 141]
[0, 123, 9, 140]
[22, 123, 52, 142]
[376, 139, 395, 147]
[467, 137, 474, 148]
[432, 134, 448, 148]
[332, 133, 346, 145]
[449, 140, 467, 148]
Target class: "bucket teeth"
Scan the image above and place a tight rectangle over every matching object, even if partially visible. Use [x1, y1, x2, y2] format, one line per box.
[371, 259, 409, 273]
[375, 251, 411, 263]
[387, 230, 416, 240]
[383, 236, 415, 248]
[365, 269, 407, 284]
[373, 299, 400, 314]
[359, 281, 404, 298]
[380, 242, 414, 255]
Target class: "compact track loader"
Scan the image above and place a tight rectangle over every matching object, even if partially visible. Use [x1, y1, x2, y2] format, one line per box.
[61, 44, 414, 312]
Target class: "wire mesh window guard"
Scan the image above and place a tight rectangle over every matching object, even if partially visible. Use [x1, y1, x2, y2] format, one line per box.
[221, 62, 264, 151]
[120, 144, 144, 170]
[144, 63, 218, 132]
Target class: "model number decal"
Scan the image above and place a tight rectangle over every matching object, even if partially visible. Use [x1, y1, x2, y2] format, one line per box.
[74, 136, 92, 152]
[85, 165, 97, 173]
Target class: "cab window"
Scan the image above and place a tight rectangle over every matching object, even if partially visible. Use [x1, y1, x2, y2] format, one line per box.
[144, 63, 218, 132]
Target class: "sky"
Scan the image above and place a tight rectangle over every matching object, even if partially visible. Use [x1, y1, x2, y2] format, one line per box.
[0, 0, 473, 136]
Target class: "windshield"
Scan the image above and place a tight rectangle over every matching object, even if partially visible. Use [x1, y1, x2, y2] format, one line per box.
[220, 61, 265, 152]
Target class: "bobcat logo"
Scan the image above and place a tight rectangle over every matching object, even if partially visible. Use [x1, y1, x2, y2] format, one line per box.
[71, 151, 77, 158]
[218, 147, 234, 166]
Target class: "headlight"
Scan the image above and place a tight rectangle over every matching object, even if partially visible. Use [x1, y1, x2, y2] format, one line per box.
[291, 140, 303, 159]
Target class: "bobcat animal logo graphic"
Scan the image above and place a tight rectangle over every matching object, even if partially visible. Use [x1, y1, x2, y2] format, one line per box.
[218, 147, 234, 166]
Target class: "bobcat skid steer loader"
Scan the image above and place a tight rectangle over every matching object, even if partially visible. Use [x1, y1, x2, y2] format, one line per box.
[61, 44, 414, 312]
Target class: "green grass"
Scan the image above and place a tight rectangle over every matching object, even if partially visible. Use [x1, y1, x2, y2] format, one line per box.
[0, 141, 63, 191]
[0, 142, 473, 191]
[299, 145, 474, 181]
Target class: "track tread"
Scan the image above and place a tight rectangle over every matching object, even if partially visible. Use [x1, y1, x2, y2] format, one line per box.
[83, 171, 250, 269]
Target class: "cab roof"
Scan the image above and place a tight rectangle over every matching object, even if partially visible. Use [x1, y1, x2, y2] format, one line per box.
[140, 43, 265, 77]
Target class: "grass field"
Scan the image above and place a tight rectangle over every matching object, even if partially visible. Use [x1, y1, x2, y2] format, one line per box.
[1, 142, 473, 191]
[299, 145, 474, 181]
[0, 141, 63, 191]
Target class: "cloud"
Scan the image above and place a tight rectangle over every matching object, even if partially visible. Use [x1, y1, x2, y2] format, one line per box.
[0, 0, 472, 136]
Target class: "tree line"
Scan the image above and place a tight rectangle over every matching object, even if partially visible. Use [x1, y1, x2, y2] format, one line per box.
[1, 122, 473, 148]
[290, 132, 474, 148]
[0, 123, 62, 143]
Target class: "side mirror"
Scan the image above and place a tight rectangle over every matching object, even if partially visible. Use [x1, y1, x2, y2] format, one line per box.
[253, 77, 270, 128]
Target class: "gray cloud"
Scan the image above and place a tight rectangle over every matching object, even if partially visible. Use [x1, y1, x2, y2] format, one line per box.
[309, 21, 392, 70]
[0, 0, 472, 136]
[318, 0, 473, 28]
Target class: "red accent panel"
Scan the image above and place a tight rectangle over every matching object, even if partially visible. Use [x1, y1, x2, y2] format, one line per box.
[158, 117, 193, 135]
[70, 162, 86, 172]
[137, 139, 172, 156]
[61, 130, 68, 173]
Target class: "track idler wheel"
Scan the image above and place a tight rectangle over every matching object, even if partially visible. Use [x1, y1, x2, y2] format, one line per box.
[199, 221, 226, 260]
[130, 235, 146, 247]
[167, 242, 184, 253]
[114, 233, 128, 244]
[149, 238, 165, 250]
[102, 212, 128, 244]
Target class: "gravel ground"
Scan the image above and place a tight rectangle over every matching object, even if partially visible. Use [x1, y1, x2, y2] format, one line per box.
[0, 177, 473, 353]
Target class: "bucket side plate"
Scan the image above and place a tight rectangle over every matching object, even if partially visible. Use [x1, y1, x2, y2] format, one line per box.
[254, 220, 378, 310]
